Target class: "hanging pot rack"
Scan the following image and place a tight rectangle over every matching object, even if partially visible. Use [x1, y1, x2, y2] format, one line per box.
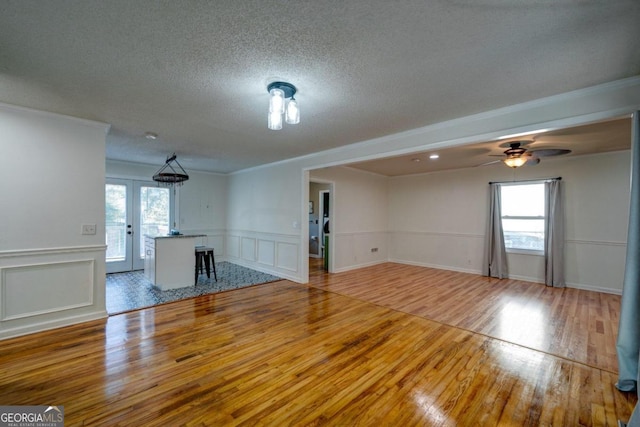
[153, 153, 189, 186]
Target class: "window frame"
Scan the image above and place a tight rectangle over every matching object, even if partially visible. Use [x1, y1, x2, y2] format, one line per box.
[500, 181, 546, 255]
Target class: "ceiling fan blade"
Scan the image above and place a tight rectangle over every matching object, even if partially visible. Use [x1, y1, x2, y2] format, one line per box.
[529, 148, 572, 157]
[525, 157, 541, 166]
[477, 159, 502, 166]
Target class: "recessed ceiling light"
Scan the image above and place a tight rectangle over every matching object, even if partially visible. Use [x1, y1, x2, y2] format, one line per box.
[145, 131, 158, 140]
[429, 154, 439, 159]
[411, 158, 421, 163]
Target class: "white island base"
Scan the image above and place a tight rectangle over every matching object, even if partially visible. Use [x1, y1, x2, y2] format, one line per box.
[144, 234, 205, 290]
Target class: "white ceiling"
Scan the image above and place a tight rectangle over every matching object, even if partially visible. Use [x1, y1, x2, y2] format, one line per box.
[1, 1, 639, 174]
[348, 117, 632, 176]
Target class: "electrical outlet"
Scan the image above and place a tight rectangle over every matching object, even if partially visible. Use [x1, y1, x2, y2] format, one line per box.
[371, 247, 378, 253]
[81, 224, 97, 235]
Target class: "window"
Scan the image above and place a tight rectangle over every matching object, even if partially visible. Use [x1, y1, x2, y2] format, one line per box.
[501, 183, 545, 252]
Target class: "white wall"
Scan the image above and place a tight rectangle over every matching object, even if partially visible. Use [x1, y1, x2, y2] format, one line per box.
[0, 104, 109, 339]
[388, 151, 630, 293]
[106, 160, 228, 257]
[311, 167, 389, 272]
[3, 78, 637, 339]
[226, 163, 304, 281]
[229, 77, 640, 284]
[387, 165, 489, 275]
[106, 147, 632, 293]
[177, 170, 227, 253]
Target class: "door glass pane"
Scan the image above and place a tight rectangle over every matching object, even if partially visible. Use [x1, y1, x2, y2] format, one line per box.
[139, 186, 171, 259]
[106, 184, 127, 262]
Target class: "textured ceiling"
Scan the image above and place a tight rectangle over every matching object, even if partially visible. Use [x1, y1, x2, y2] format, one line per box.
[1, 1, 639, 174]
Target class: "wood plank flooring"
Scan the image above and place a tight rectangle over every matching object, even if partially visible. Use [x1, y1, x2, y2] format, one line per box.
[310, 261, 621, 373]
[0, 262, 636, 426]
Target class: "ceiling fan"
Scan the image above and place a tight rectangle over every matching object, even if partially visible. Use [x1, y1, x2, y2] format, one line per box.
[484, 140, 572, 168]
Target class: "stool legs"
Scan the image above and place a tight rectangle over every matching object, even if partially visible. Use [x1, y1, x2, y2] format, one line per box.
[195, 251, 203, 284]
[195, 247, 217, 283]
[203, 253, 211, 279]
[208, 250, 217, 282]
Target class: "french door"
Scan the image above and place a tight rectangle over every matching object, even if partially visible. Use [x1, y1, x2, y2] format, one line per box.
[105, 179, 174, 273]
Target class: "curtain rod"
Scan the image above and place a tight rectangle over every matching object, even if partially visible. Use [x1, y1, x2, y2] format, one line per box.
[489, 177, 561, 185]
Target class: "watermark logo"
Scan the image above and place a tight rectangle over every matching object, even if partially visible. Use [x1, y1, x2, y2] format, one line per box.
[0, 405, 64, 427]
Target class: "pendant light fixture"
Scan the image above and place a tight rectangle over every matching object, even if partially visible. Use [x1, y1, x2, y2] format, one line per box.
[153, 153, 189, 186]
[267, 81, 300, 130]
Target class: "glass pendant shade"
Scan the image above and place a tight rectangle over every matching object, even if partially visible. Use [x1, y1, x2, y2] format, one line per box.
[503, 156, 527, 168]
[266, 82, 299, 130]
[285, 98, 300, 124]
[269, 88, 285, 114]
[268, 110, 282, 130]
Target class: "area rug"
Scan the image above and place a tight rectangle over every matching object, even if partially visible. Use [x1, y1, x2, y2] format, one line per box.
[106, 262, 282, 314]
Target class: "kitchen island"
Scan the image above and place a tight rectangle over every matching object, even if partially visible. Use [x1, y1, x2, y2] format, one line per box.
[144, 234, 206, 290]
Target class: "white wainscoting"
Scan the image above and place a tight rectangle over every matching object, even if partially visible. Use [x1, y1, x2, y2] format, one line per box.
[0, 245, 107, 340]
[241, 237, 257, 261]
[331, 231, 389, 273]
[226, 230, 301, 282]
[276, 242, 298, 273]
[388, 230, 485, 274]
[565, 239, 626, 294]
[389, 231, 626, 294]
[178, 229, 226, 262]
[257, 240, 275, 267]
[1, 260, 94, 320]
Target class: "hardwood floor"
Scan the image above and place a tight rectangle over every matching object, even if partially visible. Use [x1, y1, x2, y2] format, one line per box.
[0, 261, 636, 426]
[310, 262, 621, 373]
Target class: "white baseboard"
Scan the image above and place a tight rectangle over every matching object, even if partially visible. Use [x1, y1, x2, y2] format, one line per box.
[565, 282, 622, 295]
[388, 258, 482, 275]
[332, 260, 388, 273]
[387, 259, 623, 294]
[506, 273, 545, 285]
[227, 259, 299, 283]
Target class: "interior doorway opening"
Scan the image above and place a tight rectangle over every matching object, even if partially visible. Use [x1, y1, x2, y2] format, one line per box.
[309, 180, 333, 274]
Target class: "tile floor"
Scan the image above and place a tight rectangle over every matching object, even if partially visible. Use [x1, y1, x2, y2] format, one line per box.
[106, 261, 282, 314]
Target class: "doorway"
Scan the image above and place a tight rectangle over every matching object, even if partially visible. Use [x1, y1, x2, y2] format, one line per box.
[105, 178, 174, 273]
[309, 180, 332, 273]
[319, 190, 330, 266]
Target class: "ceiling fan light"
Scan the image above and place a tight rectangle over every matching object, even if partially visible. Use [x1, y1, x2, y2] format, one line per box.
[503, 156, 527, 168]
[285, 97, 300, 124]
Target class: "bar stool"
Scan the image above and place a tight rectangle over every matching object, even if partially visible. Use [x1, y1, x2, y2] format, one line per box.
[195, 246, 217, 284]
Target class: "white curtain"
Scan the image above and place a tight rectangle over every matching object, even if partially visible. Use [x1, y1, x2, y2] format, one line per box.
[617, 111, 640, 426]
[544, 180, 565, 287]
[483, 183, 508, 278]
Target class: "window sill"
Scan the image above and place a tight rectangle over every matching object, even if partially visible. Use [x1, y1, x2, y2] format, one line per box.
[506, 248, 544, 256]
